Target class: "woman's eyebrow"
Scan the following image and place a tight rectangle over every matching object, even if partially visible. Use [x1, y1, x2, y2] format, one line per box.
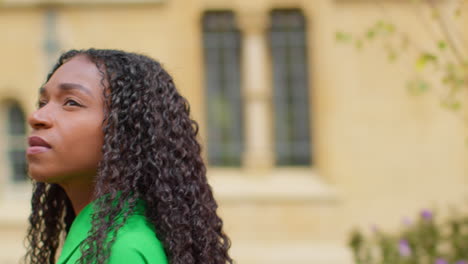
[39, 83, 93, 97]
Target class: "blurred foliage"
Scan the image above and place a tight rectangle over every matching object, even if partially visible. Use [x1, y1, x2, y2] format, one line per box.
[349, 209, 468, 264]
[336, 0, 467, 112]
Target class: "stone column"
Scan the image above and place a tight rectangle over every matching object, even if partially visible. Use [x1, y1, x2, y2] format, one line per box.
[238, 12, 274, 172]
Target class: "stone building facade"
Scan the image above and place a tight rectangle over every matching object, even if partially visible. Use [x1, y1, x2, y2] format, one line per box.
[0, 0, 467, 263]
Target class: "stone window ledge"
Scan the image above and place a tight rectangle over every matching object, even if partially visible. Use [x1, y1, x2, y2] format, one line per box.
[208, 168, 340, 203]
[231, 241, 352, 264]
[0, 169, 339, 226]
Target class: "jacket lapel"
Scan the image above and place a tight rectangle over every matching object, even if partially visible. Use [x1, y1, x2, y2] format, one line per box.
[56, 202, 93, 264]
[56, 197, 147, 264]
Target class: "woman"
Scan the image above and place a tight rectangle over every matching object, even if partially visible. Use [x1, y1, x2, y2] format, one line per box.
[25, 49, 233, 264]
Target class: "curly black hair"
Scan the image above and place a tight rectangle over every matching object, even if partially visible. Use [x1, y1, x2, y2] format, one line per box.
[24, 49, 233, 264]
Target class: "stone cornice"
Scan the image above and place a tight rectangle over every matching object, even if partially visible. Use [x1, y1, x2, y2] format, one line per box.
[0, 0, 166, 7]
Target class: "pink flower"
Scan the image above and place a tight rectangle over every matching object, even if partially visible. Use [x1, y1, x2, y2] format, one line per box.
[398, 239, 411, 257]
[421, 209, 433, 221]
[402, 217, 412, 226]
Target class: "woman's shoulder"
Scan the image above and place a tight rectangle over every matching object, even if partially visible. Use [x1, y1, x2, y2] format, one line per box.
[109, 213, 168, 264]
[116, 213, 160, 243]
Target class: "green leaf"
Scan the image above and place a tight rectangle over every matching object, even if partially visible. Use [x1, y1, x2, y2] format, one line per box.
[336, 31, 352, 43]
[441, 97, 462, 111]
[437, 41, 447, 51]
[442, 100, 461, 111]
[355, 39, 364, 50]
[376, 20, 385, 29]
[416, 58, 426, 71]
[366, 29, 376, 40]
[385, 45, 398, 62]
[385, 23, 395, 34]
[417, 81, 429, 94]
[407, 79, 430, 96]
[415, 53, 438, 70]
[442, 76, 451, 85]
[375, 20, 395, 34]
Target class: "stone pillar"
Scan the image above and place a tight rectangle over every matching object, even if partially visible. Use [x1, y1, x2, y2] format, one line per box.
[238, 12, 274, 172]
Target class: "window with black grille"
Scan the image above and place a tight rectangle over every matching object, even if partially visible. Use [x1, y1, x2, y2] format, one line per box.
[202, 11, 244, 166]
[270, 9, 312, 166]
[7, 102, 28, 182]
[44, 10, 60, 69]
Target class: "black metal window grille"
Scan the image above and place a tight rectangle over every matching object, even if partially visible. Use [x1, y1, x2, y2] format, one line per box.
[45, 10, 60, 69]
[7, 103, 28, 182]
[270, 9, 312, 166]
[203, 11, 243, 166]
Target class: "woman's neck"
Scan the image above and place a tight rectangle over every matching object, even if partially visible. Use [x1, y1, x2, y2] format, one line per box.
[60, 179, 95, 215]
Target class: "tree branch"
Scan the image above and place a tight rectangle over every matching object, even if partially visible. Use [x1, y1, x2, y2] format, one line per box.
[426, 0, 466, 65]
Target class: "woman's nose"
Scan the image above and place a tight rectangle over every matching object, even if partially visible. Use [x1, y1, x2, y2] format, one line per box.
[28, 106, 53, 130]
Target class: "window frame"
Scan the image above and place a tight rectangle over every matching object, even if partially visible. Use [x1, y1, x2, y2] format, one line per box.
[269, 8, 313, 167]
[0, 100, 30, 201]
[202, 10, 245, 167]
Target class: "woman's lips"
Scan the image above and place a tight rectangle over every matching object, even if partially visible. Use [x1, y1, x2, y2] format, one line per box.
[27, 146, 51, 155]
[27, 136, 52, 155]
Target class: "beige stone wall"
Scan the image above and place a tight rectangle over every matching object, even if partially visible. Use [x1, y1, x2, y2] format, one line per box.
[0, 0, 467, 264]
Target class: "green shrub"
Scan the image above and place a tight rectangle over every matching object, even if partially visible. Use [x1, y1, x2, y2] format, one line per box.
[349, 209, 468, 264]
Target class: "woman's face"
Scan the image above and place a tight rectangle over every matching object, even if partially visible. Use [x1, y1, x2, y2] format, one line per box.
[27, 55, 105, 185]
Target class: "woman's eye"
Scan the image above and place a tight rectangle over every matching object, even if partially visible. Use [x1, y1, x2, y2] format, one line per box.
[64, 99, 81, 107]
[37, 101, 47, 108]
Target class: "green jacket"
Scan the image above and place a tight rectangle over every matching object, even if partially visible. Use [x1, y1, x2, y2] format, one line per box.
[56, 199, 168, 264]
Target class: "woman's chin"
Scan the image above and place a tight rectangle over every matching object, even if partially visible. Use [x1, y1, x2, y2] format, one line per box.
[28, 169, 61, 184]
[29, 174, 56, 183]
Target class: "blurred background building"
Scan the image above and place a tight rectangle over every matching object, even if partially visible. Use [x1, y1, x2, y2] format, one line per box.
[0, 0, 467, 263]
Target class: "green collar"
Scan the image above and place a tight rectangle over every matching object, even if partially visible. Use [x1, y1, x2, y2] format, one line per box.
[57, 197, 146, 264]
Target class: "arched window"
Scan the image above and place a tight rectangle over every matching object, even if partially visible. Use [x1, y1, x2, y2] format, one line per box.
[202, 11, 244, 166]
[269, 9, 312, 166]
[5, 102, 28, 182]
